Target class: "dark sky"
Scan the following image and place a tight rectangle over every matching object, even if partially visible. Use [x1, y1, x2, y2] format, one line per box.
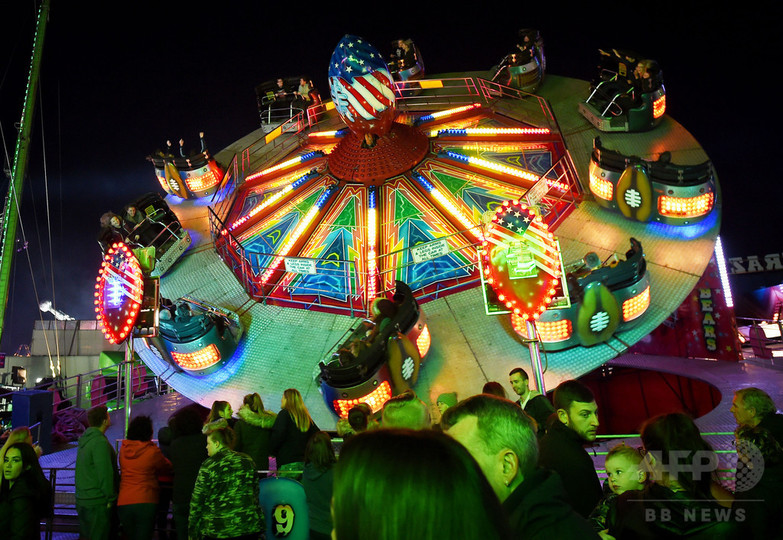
[0, 1, 778, 352]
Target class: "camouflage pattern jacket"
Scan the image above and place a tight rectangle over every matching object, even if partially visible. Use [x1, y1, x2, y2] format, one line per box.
[188, 448, 262, 539]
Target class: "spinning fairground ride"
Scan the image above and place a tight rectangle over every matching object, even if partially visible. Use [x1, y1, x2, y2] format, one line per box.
[129, 34, 726, 426]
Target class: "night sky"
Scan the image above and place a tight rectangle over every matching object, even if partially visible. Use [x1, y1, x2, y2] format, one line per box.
[0, 2, 777, 352]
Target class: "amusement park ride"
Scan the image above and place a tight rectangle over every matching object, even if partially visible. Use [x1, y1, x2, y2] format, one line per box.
[87, 32, 729, 422]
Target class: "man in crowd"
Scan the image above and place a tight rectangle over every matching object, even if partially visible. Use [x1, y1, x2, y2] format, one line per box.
[443, 394, 598, 539]
[381, 389, 430, 430]
[509, 367, 554, 436]
[538, 379, 603, 518]
[75, 405, 119, 540]
[731, 387, 783, 446]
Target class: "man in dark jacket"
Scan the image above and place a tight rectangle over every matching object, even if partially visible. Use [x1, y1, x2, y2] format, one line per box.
[443, 394, 598, 539]
[168, 404, 208, 540]
[538, 379, 603, 518]
[509, 367, 554, 436]
[75, 405, 119, 540]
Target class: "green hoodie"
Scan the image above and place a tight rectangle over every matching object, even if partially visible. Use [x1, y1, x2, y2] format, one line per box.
[75, 427, 119, 505]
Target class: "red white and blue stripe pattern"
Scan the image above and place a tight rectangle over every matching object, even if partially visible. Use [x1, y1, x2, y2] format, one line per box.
[328, 35, 396, 136]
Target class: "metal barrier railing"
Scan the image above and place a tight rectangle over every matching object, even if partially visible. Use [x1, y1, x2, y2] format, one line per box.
[1, 362, 173, 430]
[393, 77, 484, 110]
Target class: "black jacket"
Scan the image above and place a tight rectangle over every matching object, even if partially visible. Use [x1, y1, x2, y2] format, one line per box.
[234, 405, 276, 471]
[169, 432, 208, 506]
[538, 419, 602, 518]
[608, 483, 741, 539]
[502, 468, 600, 539]
[0, 471, 51, 540]
[270, 410, 319, 467]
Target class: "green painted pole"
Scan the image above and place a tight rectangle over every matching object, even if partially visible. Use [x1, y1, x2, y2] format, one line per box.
[0, 0, 51, 345]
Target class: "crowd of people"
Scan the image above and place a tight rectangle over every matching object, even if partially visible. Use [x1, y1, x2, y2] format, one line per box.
[1, 377, 781, 539]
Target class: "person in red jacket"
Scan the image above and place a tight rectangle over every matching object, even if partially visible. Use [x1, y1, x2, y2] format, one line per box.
[118, 415, 172, 540]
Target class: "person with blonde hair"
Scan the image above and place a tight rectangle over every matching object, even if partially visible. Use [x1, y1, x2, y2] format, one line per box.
[270, 389, 318, 479]
[0, 426, 42, 463]
[234, 393, 276, 473]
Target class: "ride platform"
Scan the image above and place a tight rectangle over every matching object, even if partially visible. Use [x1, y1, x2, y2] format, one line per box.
[134, 72, 720, 428]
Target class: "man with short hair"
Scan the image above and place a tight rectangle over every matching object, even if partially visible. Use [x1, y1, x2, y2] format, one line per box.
[731, 387, 783, 446]
[381, 390, 430, 430]
[75, 405, 119, 540]
[443, 395, 598, 539]
[538, 379, 602, 518]
[509, 367, 554, 436]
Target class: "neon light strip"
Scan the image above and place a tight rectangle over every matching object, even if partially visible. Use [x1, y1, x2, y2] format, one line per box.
[333, 380, 392, 417]
[413, 174, 482, 240]
[259, 187, 335, 285]
[172, 344, 221, 370]
[416, 103, 482, 125]
[658, 192, 714, 218]
[245, 151, 321, 183]
[714, 236, 734, 308]
[441, 151, 568, 192]
[228, 172, 315, 231]
[308, 129, 346, 139]
[366, 188, 378, 303]
[653, 95, 666, 119]
[184, 169, 220, 192]
[431, 127, 550, 137]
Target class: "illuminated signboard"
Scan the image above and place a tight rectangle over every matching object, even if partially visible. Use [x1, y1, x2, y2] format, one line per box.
[94, 242, 144, 344]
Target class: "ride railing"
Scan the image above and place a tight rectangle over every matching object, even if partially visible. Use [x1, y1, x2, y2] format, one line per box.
[210, 215, 485, 315]
[206, 75, 581, 310]
[208, 206, 253, 291]
[258, 100, 307, 128]
[375, 227, 484, 301]
[210, 153, 240, 223]
[125, 212, 186, 253]
[392, 77, 483, 110]
[475, 77, 562, 134]
[736, 315, 783, 359]
[215, 75, 568, 222]
[20, 361, 172, 423]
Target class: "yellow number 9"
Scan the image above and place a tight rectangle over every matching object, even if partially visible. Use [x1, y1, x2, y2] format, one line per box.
[272, 504, 295, 536]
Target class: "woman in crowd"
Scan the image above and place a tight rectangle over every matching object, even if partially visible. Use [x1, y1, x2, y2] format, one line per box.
[332, 429, 512, 540]
[302, 432, 336, 540]
[205, 400, 235, 428]
[117, 415, 172, 540]
[0, 442, 52, 540]
[234, 393, 276, 473]
[168, 404, 209, 540]
[270, 389, 318, 479]
[608, 412, 737, 539]
[189, 424, 262, 540]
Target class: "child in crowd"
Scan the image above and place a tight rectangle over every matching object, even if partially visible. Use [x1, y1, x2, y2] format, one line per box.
[589, 443, 647, 534]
